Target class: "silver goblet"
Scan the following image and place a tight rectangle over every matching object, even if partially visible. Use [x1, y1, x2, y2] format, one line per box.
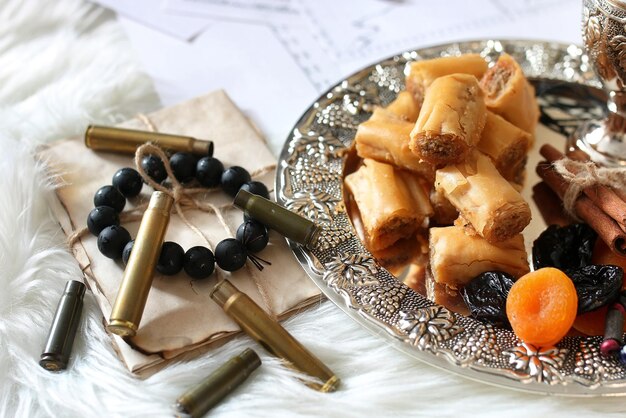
[571, 0, 626, 166]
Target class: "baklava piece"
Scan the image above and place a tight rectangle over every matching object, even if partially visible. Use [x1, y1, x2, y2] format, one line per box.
[409, 74, 487, 166]
[429, 225, 529, 289]
[406, 54, 488, 105]
[385, 91, 421, 123]
[429, 188, 458, 226]
[424, 267, 470, 316]
[477, 111, 530, 182]
[355, 108, 434, 180]
[435, 150, 531, 243]
[480, 53, 539, 138]
[344, 159, 433, 251]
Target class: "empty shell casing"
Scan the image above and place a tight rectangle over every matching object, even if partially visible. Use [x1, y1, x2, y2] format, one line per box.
[107, 191, 173, 337]
[175, 348, 261, 418]
[39, 280, 86, 371]
[619, 290, 626, 309]
[85, 125, 213, 156]
[211, 280, 339, 392]
[601, 303, 625, 356]
[233, 189, 320, 248]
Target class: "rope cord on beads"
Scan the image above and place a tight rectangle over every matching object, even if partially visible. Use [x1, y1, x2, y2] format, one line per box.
[70, 114, 278, 317]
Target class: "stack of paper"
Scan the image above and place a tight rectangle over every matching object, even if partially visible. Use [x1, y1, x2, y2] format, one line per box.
[93, 0, 581, 153]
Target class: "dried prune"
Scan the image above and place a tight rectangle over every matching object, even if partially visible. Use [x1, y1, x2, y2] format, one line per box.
[532, 223, 597, 273]
[569, 265, 623, 314]
[460, 271, 514, 328]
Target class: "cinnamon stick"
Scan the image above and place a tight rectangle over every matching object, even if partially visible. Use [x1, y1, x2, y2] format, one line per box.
[566, 149, 591, 162]
[540, 144, 626, 231]
[536, 162, 626, 256]
[531, 182, 572, 227]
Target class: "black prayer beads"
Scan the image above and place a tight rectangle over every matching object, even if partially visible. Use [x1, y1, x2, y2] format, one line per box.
[87, 150, 271, 279]
[87, 206, 119, 235]
[97, 225, 131, 259]
[183, 246, 216, 278]
[112, 168, 143, 197]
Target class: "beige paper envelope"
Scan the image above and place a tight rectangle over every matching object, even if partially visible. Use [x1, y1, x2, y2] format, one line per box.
[39, 90, 321, 373]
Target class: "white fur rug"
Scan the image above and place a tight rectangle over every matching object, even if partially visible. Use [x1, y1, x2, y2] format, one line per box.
[2, 1, 626, 417]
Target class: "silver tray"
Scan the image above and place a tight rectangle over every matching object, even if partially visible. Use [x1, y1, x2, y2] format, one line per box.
[275, 39, 626, 396]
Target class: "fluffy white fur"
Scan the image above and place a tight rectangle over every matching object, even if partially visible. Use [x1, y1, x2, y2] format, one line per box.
[2, 0, 626, 417]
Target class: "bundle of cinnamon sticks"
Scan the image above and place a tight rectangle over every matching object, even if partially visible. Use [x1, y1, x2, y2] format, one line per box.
[536, 144, 626, 256]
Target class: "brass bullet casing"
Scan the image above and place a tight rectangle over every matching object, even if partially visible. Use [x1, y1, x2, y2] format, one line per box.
[233, 189, 320, 248]
[40, 280, 86, 371]
[84, 125, 214, 156]
[175, 348, 261, 418]
[107, 191, 174, 337]
[211, 280, 339, 392]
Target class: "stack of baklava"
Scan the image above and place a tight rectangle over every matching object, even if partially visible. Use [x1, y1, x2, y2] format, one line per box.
[344, 53, 537, 313]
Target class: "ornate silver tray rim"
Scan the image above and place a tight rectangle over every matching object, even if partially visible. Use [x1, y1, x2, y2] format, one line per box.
[275, 39, 626, 396]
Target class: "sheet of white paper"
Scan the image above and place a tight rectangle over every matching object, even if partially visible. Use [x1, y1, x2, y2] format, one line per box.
[119, 17, 318, 154]
[121, 0, 582, 154]
[92, 0, 212, 41]
[291, 0, 582, 83]
[164, 0, 299, 25]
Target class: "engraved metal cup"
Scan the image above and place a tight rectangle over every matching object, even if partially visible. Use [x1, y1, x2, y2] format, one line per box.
[571, 0, 626, 166]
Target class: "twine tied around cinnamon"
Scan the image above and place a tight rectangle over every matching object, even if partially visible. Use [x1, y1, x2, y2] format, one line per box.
[552, 158, 626, 221]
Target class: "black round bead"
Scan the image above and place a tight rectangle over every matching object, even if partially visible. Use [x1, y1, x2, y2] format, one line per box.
[97, 225, 131, 259]
[183, 246, 215, 279]
[215, 238, 247, 271]
[240, 181, 270, 200]
[141, 155, 167, 183]
[170, 152, 197, 183]
[122, 240, 134, 266]
[242, 212, 267, 227]
[156, 241, 185, 275]
[196, 157, 224, 187]
[236, 220, 269, 253]
[87, 206, 120, 236]
[221, 166, 251, 197]
[112, 168, 143, 198]
[94, 185, 126, 213]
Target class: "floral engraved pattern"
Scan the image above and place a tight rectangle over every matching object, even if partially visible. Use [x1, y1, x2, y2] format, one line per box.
[505, 343, 567, 384]
[323, 253, 379, 290]
[287, 129, 345, 165]
[315, 223, 354, 251]
[316, 102, 360, 130]
[452, 324, 499, 364]
[574, 339, 625, 382]
[340, 81, 381, 115]
[582, 6, 601, 47]
[357, 283, 407, 319]
[397, 306, 461, 351]
[284, 190, 340, 224]
[610, 35, 626, 72]
[288, 161, 341, 186]
[368, 64, 404, 93]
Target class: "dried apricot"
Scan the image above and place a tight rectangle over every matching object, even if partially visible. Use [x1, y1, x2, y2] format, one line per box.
[506, 267, 578, 347]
